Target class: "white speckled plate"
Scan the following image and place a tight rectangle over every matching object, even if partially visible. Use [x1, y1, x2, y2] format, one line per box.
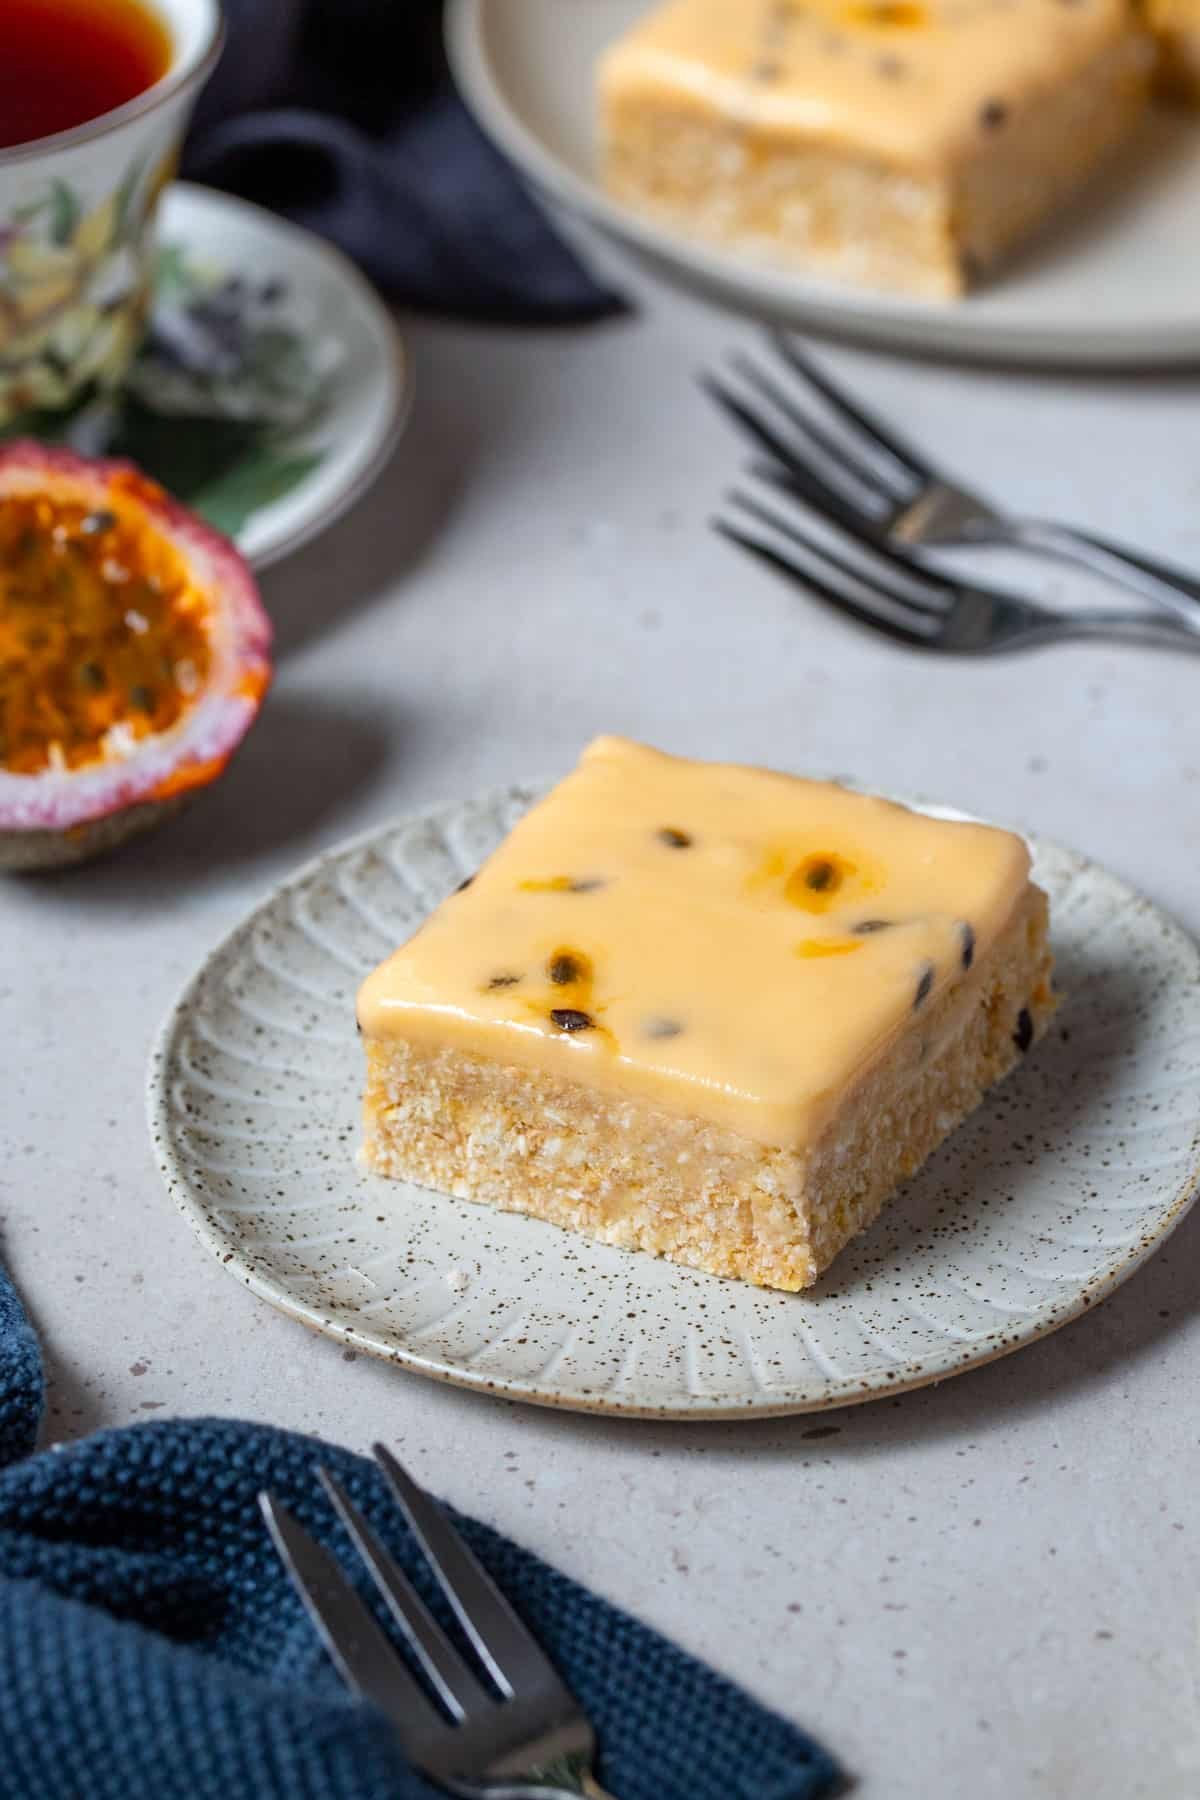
[448, 0, 1200, 367]
[148, 785, 1200, 1419]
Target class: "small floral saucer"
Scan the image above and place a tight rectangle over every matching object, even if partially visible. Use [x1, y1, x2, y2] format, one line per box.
[4, 182, 410, 568]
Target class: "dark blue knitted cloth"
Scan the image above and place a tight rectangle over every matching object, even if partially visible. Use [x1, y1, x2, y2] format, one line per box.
[183, 0, 622, 323]
[0, 1259, 838, 1800]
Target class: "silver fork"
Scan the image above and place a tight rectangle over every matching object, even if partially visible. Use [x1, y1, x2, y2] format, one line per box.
[703, 333, 1200, 634]
[714, 476, 1200, 654]
[261, 1445, 615, 1800]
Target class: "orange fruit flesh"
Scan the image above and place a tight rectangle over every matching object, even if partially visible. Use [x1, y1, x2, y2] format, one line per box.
[0, 489, 213, 776]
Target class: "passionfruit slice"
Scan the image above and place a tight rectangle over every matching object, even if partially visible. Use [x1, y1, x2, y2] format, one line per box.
[0, 442, 271, 870]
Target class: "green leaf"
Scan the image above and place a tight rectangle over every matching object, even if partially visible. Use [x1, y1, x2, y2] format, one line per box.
[189, 447, 323, 538]
[107, 399, 263, 497]
[114, 156, 146, 241]
[153, 242, 190, 299]
[0, 381, 104, 445]
[48, 180, 80, 246]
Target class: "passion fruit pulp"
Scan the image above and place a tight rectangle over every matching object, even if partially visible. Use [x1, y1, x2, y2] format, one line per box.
[0, 442, 272, 870]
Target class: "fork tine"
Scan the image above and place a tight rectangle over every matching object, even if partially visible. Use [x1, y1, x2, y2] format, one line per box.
[318, 1467, 492, 1721]
[750, 463, 959, 608]
[746, 438, 883, 536]
[729, 351, 901, 504]
[259, 1492, 443, 1745]
[728, 488, 948, 622]
[373, 1445, 570, 1706]
[712, 517, 931, 649]
[702, 372, 880, 531]
[700, 372, 813, 476]
[768, 331, 935, 484]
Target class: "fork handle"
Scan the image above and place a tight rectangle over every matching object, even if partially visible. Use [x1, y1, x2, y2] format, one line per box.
[1006, 518, 1200, 631]
[1047, 609, 1200, 650]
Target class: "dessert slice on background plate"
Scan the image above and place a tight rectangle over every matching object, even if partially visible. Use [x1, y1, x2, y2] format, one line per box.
[358, 738, 1055, 1292]
[598, 0, 1153, 298]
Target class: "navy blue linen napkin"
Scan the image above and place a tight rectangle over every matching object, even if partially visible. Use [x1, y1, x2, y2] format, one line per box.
[183, 0, 622, 322]
[0, 1258, 838, 1800]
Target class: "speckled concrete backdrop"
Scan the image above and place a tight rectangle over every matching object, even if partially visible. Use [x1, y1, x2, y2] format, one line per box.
[3, 228, 1199, 1799]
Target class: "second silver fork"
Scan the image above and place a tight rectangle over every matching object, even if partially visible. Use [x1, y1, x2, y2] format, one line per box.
[262, 1445, 615, 1800]
[715, 475, 1200, 655]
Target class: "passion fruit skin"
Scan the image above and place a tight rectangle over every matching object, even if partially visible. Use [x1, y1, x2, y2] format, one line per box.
[0, 442, 272, 871]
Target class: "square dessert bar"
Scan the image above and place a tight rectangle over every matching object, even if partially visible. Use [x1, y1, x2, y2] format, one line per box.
[598, 0, 1152, 298]
[359, 739, 1055, 1292]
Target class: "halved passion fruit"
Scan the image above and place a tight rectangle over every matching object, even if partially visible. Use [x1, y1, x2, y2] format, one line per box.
[0, 443, 271, 870]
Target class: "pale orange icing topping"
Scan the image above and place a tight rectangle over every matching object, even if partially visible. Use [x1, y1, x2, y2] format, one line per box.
[358, 738, 1032, 1149]
[599, 0, 1147, 168]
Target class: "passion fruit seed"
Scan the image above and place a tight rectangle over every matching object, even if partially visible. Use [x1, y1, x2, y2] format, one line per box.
[980, 98, 1008, 129]
[960, 922, 976, 971]
[548, 952, 584, 986]
[456, 875, 475, 893]
[487, 973, 521, 989]
[657, 827, 692, 848]
[568, 876, 606, 892]
[644, 1017, 683, 1039]
[550, 1008, 593, 1032]
[784, 852, 856, 911]
[913, 963, 935, 1010]
[1014, 1007, 1034, 1052]
[80, 509, 116, 535]
[853, 919, 892, 934]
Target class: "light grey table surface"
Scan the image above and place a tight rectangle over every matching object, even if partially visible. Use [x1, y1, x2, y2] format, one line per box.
[3, 232, 1199, 1800]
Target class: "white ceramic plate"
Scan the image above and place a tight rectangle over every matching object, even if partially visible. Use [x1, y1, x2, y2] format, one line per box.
[447, 0, 1200, 367]
[149, 784, 1200, 1419]
[160, 184, 411, 567]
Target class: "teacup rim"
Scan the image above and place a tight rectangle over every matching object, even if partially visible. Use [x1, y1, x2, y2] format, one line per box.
[0, 0, 226, 169]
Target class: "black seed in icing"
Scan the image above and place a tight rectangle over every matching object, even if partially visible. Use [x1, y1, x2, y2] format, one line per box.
[569, 877, 606, 892]
[644, 1017, 683, 1040]
[487, 973, 521, 990]
[853, 918, 892, 935]
[980, 99, 1008, 130]
[913, 963, 935, 1010]
[1014, 1007, 1034, 1052]
[960, 922, 976, 971]
[551, 1008, 593, 1033]
[804, 858, 836, 892]
[456, 875, 474, 893]
[548, 953, 582, 986]
[658, 827, 692, 848]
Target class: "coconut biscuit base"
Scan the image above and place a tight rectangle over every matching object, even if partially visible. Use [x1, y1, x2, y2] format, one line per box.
[359, 740, 1055, 1292]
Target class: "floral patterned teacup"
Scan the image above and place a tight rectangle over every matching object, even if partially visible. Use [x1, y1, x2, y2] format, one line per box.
[0, 0, 223, 429]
